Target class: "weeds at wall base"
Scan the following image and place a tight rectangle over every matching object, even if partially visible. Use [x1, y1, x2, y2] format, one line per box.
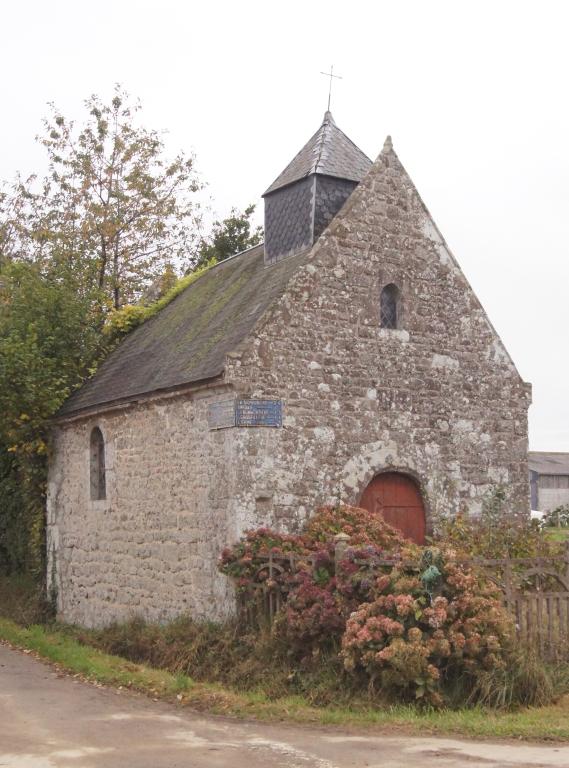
[69, 613, 569, 711]
[0, 574, 53, 626]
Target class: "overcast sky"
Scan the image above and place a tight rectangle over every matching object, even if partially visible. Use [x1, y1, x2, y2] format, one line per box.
[1, 0, 567, 452]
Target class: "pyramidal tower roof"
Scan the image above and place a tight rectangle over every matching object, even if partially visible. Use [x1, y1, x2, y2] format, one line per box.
[264, 111, 372, 196]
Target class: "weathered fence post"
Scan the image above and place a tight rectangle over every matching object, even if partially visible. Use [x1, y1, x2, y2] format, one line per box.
[503, 558, 514, 609]
[268, 551, 276, 621]
[334, 533, 351, 585]
[564, 540, 569, 588]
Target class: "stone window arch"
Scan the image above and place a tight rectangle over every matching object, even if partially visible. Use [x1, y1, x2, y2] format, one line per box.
[90, 427, 106, 501]
[380, 283, 400, 329]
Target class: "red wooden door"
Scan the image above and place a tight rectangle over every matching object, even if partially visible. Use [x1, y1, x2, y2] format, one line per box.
[359, 472, 426, 544]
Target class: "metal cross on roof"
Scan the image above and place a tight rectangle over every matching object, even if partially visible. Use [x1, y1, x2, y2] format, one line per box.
[320, 65, 342, 111]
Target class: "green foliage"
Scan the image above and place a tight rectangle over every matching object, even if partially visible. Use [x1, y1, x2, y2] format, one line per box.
[543, 505, 569, 529]
[544, 527, 569, 544]
[1, 86, 201, 309]
[0, 452, 28, 573]
[192, 204, 262, 270]
[0, 574, 52, 625]
[432, 486, 555, 560]
[154, 263, 179, 300]
[0, 89, 235, 580]
[0, 261, 104, 576]
[0, 255, 216, 576]
[0, 262, 102, 441]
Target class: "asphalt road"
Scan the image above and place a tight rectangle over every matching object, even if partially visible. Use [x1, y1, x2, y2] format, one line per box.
[1, 643, 569, 768]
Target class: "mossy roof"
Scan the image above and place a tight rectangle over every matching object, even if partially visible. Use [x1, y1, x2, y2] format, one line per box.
[58, 244, 306, 417]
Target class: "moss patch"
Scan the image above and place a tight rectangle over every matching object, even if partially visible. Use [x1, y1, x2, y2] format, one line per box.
[103, 261, 215, 341]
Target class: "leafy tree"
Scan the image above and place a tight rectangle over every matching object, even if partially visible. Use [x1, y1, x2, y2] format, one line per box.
[0, 187, 30, 268]
[0, 262, 102, 445]
[0, 87, 202, 309]
[0, 450, 25, 575]
[0, 261, 103, 575]
[192, 204, 262, 269]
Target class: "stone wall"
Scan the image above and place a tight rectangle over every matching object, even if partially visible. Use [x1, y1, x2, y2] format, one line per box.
[225, 143, 531, 533]
[47, 386, 244, 628]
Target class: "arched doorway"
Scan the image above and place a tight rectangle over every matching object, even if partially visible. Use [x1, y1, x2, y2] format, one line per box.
[359, 472, 426, 544]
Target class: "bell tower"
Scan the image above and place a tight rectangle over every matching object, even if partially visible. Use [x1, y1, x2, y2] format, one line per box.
[263, 112, 371, 264]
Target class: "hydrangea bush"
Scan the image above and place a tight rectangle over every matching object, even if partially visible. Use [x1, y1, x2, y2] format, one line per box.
[219, 505, 515, 706]
[341, 556, 513, 705]
[303, 504, 405, 549]
[282, 570, 345, 652]
[218, 505, 404, 601]
[219, 528, 307, 594]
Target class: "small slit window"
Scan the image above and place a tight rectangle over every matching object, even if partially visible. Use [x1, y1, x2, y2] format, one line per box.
[380, 283, 400, 329]
[90, 427, 106, 500]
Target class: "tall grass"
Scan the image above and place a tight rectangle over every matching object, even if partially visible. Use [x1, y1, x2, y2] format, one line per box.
[72, 615, 569, 711]
[72, 616, 368, 706]
[0, 574, 50, 625]
[466, 648, 569, 709]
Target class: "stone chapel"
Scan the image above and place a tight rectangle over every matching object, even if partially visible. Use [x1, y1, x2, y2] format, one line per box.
[47, 111, 531, 627]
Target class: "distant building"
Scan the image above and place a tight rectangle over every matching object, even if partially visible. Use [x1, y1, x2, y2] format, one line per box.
[529, 452, 569, 512]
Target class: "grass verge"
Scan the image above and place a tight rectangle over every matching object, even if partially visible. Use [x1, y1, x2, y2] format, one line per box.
[2, 617, 569, 741]
[545, 527, 569, 544]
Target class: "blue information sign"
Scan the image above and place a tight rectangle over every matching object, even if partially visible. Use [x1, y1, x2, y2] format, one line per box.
[208, 398, 282, 430]
[236, 398, 282, 428]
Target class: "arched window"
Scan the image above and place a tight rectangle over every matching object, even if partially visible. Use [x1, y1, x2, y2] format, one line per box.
[90, 427, 106, 500]
[380, 283, 399, 329]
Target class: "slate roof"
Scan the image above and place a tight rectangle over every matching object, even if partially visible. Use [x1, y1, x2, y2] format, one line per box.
[57, 245, 307, 418]
[529, 452, 569, 476]
[264, 111, 372, 196]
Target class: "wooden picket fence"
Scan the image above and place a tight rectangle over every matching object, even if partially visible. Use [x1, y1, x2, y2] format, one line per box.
[508, 592, 569, 659]
[236, 537, 569, 660]
[473, 549, 569, 660]
[237, 551, 307, 626]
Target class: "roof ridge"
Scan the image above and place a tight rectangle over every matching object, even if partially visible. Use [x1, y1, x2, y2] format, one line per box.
[313, 111, 333, 174]
[263, 113, 371, 196]
[529, 451, 569, 456]
[204, 241, 264, 273]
